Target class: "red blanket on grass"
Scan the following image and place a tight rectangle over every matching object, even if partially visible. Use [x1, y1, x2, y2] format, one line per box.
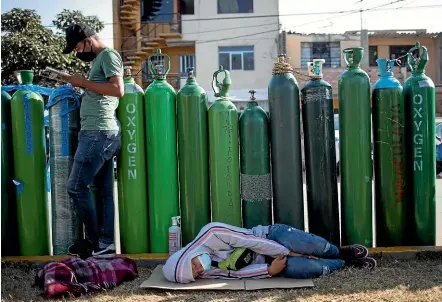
[35, 257, 138, 298]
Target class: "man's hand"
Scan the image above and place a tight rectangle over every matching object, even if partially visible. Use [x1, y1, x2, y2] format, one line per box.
[288, 251, 319, 259]
[62, 75, 124, 98]
[63, 74, 86, 88]
[268, 255, 287, 276]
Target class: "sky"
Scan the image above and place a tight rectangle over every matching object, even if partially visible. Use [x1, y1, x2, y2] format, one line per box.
[1, 0, 442, 46]
[1, 0, 114, 47]
[279, 0, 442, 34]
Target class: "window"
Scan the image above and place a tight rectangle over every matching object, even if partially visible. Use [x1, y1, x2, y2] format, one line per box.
[369, 46, 378, 66]
[389, 45, 417, 69]
[180, 55, 196, 76]
[301, 42, 340, 68]
[142, 0, 173, 22]
[219, 46, 254, 71]
[152, 0, 174, 22]
[180, 0, 194, 14]
[218, 0, 253, 14]
[142, 55, 165, 82]
[142, 61, 150, 82]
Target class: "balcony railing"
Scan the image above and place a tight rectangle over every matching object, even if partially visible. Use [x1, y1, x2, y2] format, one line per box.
[120, 13, 182, 61]
[142, 73, 181, 91]
[141, 13, 182, 40]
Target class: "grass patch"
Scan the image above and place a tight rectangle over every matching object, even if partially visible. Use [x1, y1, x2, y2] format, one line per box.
[2, 258, 442, 302]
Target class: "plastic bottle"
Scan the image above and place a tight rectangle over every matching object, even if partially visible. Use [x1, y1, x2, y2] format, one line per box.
[169, 216, 182, 255]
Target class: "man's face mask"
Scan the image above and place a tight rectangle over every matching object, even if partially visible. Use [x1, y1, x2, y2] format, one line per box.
[76, 40, 96, 62]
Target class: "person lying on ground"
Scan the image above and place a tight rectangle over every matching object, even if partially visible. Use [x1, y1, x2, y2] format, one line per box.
[163, 222, 376, 284]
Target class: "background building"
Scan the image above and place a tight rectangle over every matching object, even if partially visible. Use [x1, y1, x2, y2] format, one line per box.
[287, 29, 442, 110]
[113, 0, 280, 111]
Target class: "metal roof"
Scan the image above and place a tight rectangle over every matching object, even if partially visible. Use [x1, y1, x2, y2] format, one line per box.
[287, 30, 441, 38]
[344, 29, 441, 38]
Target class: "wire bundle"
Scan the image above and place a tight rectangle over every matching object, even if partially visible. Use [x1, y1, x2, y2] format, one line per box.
[272, 55, 294, 75]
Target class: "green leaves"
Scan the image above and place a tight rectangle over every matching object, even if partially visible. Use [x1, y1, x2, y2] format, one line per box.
[1, 8, 42, 33]
[52, 9, 104, 35]
[1, 8, 103, 85]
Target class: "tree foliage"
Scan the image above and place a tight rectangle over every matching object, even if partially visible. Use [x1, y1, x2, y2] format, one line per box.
[1, 8, 104, 85]
[53, 9, 104, 34]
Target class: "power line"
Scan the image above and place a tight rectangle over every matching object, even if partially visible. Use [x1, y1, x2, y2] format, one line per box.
[113, 2, 441, 55]
[41, 3, 441, 29]
[110, 20, 279, 43]
[195, 8, 359, 45]
[196, 29, 278, 44]
[197, 0, 407, 44]
[42, 9, 356, 27]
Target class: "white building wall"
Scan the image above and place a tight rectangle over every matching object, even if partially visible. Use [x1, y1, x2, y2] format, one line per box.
[181, 0, 279, 99]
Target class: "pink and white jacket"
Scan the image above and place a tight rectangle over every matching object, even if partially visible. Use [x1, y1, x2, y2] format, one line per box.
[162, 222, 290, 283]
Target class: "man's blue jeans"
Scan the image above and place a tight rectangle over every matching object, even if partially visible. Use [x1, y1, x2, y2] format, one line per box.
[67, 130, 121, 249]
[267, 224, 345, 278]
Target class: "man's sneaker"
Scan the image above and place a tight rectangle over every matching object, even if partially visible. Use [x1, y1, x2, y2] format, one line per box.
[354, 257, 377, 270]
[339, 244, 369, 265]
[92, 244, 116, 257]
[68, 239, 93, 259]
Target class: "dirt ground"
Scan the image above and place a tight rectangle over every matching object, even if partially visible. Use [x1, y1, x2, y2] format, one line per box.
[1, 258, 442, 302]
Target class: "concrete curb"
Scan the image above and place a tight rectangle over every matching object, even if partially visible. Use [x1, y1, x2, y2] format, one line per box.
[368, 246, 442, 260]
[2, 247, 441, 268]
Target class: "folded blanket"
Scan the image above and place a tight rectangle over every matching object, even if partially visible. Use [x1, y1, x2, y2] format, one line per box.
[35, 257, 138, 298]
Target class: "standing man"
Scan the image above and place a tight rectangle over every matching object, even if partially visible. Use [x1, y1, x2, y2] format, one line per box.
[62, 23, 124, 258]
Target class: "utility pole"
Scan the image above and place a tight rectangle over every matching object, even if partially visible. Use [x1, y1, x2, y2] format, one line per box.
[360, 0, 369, 67]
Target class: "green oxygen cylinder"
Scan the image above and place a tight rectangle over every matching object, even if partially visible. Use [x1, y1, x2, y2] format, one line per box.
[144, 49, 179, 253]
[209, 66, 241, 226]
[10, 70, 49, 256]
[339, 48, 373, 247]
[239, 90, 272, 228]
[177, 67, 210, 245]
[301, 59, 339, 245]
[268, 55, 303, 228]
[404, 42, 436, 246]
[117, 68, 149, 253]
[1, 90, 18, 256]
[372, 58, 406, 247]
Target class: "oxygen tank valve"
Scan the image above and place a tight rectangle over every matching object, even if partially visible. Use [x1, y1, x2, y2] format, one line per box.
[155, 65, 163, 75]
[212, 65, 231, 98]
[248, 89, 256, 101]
[277, 54, 286, 63]
[187, 67, 195, 79]
[307, 59, 325, 79]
